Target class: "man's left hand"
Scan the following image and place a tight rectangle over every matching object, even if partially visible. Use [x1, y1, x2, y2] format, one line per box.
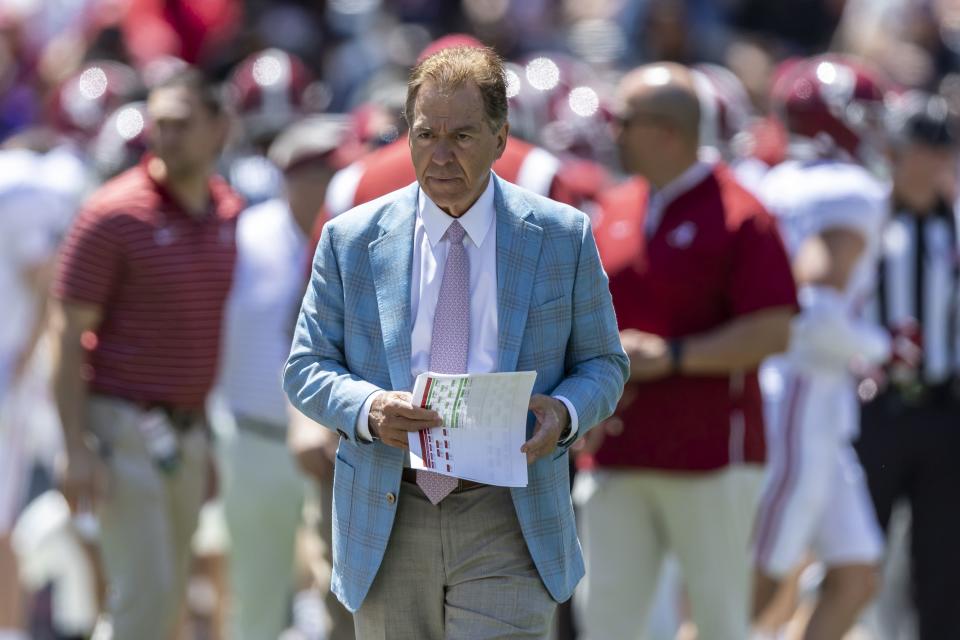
[521, 395, 570, 464]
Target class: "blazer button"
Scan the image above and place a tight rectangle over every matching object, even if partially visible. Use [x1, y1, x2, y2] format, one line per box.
[386, 492, 396, 505]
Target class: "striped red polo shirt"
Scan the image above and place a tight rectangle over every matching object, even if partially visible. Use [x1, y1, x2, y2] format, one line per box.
[582, 164, 796, 471]
[53, 158, 243, 410]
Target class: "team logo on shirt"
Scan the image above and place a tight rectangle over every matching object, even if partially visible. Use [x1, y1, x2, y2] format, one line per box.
[666, 221, 697, 249]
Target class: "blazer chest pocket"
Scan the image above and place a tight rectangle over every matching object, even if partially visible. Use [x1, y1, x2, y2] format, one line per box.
[524, 295, 570, 356]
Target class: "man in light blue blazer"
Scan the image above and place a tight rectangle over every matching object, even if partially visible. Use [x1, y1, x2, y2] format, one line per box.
[284, 45, 627, 639]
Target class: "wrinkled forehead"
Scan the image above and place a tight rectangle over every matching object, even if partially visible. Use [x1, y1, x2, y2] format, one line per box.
[412, 80, 486, 129]
[148, 86, 200, 121]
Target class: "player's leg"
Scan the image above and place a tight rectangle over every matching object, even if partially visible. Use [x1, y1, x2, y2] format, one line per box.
[752, 375, 836, 621]
[804, 445, 883, 640]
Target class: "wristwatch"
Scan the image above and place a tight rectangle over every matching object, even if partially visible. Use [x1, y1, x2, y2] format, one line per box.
[668, 338, 685, 374]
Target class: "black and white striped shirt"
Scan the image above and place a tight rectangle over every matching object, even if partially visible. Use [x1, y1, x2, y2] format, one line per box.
[872, 199, 960, 385]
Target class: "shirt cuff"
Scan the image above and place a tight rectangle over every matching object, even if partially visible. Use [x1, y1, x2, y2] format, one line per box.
[356, 390, 385, 442]
[553, 395, 579, 445]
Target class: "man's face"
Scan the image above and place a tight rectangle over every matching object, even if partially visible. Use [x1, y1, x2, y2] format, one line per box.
[409, 80, 507, 217]
[894, 143, 957, 204]
[147, 86, 225, 178]
[613, 103, 670, 179]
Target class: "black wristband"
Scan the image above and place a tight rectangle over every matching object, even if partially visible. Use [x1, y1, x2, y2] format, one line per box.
[668, 338, 684, 374]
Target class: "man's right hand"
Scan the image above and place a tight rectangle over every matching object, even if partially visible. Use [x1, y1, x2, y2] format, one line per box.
[58, 445, 109, 514]
[368, 391, 442, 449]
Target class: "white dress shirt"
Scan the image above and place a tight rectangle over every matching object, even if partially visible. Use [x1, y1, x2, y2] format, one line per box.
[356, 174, 578, 444]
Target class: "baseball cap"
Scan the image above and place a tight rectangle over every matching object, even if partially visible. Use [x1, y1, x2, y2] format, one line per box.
[267, 115, 357, 172]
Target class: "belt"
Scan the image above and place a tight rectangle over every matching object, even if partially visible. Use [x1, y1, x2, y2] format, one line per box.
[401, 468, 486, 493]
[93, 394, 206, 432]
[139, 402, 205, 432]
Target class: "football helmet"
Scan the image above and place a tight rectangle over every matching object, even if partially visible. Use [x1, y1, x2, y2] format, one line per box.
[693, 63, 754, 157]
[90, 101, 149, 178]
[770, 54, 889, 164]
[225, 48, 314, 142]
[49, 60, 142, 140]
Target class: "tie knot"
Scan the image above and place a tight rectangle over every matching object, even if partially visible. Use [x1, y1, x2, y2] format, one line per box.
[445, 220, 466, 244]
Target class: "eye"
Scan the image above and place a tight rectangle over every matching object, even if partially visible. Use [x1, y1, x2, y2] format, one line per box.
[457, 132, 471, 141]
[416, 131, 433, 140]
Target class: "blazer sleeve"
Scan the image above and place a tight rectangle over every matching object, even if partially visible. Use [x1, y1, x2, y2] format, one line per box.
[283, 223, 381, 442]
[550, 214, 629, 450]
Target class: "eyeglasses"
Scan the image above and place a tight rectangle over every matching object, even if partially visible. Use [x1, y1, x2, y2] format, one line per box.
[612, 111, 671, 130]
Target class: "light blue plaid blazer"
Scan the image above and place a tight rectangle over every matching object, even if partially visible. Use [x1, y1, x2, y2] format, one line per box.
[284, 175, 628, 611]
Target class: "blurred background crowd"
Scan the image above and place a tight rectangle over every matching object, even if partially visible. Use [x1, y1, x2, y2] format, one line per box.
[2, 0, 960, 639]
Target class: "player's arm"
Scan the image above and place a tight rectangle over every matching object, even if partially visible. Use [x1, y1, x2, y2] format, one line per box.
[790, 225, 890, 368]
[793, 227, 866, 290]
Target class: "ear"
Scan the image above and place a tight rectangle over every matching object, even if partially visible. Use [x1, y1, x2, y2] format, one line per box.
[495, 121, 509, 160]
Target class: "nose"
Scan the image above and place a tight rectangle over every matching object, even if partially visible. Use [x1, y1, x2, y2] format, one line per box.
[431, 139, 454, 165]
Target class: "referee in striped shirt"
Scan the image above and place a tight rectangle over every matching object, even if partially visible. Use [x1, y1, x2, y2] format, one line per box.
[856, 91, 960, 639]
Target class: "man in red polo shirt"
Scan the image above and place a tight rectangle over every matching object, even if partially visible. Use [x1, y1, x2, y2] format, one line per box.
[574, 63, 796, 640]
[50, 67, 242, 639]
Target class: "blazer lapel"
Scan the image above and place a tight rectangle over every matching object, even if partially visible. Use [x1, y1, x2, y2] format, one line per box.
[495, 177, 543, 373]
[369, 184, 417, 391]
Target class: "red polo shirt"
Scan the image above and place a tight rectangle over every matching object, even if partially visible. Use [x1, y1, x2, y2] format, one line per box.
[53, 158, 243, 410]
[584, 163, 796, 471]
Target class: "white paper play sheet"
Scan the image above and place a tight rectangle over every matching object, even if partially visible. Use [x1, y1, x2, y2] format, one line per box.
[407, 371, 537, 487]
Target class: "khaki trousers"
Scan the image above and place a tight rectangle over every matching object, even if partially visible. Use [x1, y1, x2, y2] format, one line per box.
[573, 466, 764, 640]
[218, 418, 306, 640]
[354, 481, 555, 640]
[88, 396, 208, 640]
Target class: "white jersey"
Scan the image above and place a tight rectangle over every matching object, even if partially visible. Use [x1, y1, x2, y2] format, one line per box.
[0, 147, 87, 532]
[218, 199, 308, 427]
[759, 159, 890, 440]
[752, 159, 888, 576]
[759, 159, 889, 313]
[0, 148, 87, 393]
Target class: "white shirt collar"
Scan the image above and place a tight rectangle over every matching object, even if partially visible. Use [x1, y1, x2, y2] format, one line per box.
[418, 172, 496, 248]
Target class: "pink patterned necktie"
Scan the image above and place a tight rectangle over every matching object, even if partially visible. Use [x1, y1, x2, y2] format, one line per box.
[417, 220, 469, 505]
